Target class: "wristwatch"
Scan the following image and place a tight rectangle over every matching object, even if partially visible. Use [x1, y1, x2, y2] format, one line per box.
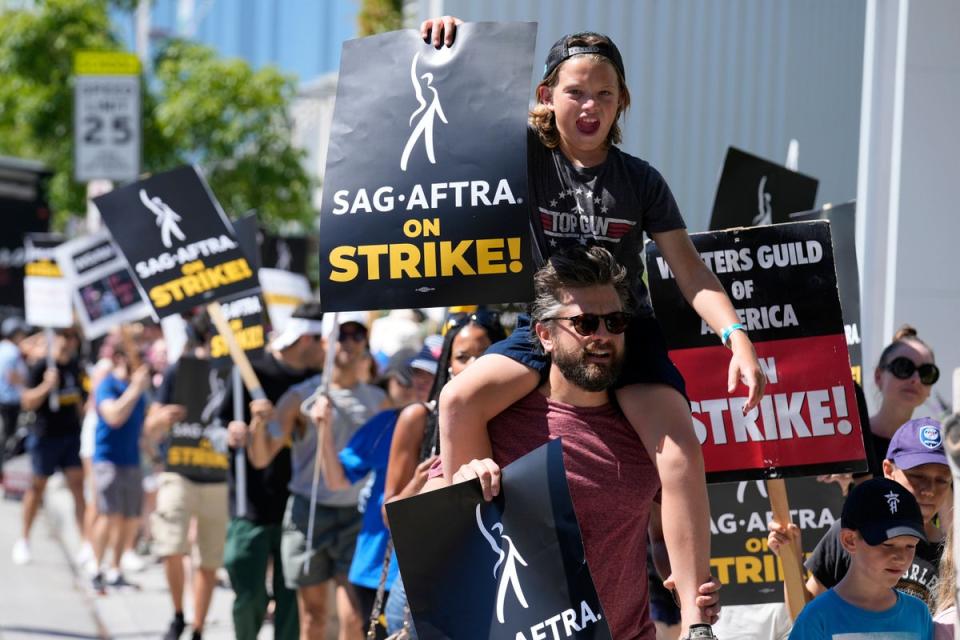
[683, 624, 719, 640]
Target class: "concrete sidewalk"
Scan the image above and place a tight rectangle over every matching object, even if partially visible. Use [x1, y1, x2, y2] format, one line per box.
[0, 461, 250, 640]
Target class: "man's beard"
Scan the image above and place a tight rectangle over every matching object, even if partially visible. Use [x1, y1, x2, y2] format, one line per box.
[552, 340, 623, 392]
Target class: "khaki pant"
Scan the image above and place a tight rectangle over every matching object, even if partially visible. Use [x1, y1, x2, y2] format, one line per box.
[151, 472, 228, 569]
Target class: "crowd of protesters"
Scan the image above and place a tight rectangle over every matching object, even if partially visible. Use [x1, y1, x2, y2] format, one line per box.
[1, 16, 956, 640]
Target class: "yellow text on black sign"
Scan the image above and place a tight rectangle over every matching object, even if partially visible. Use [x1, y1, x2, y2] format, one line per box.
[148, 257, 253, 309]
[211, 318, 264, 359]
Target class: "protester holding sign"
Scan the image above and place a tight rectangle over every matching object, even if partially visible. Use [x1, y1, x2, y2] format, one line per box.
[422, 247, 719, 639]
[88, 341, 151, 593]
[770, 418, 950, 614]
[247, 312, 387, 640]
[0, 317, 29, 483]
[421, 19, 764, 634]
[221, 303, 325, 640]
[12, 329, 86, 566]
[865, 326, 940, 476]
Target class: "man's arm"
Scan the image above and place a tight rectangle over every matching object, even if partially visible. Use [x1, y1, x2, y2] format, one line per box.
[247, 390, 297, 469]
[20, 367, 57, 411]
[310, 394, 350, 491]
[98, 366, 150, 428]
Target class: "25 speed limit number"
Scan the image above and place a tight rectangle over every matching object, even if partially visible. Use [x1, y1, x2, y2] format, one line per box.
[74, 74, 140, 182]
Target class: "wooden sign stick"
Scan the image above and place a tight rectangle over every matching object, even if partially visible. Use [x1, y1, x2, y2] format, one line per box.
[206, 301, 265, 401]
[766, 478, 807, 619]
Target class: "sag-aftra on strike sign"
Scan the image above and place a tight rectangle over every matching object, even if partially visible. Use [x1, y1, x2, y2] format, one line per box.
[93, 166, 258, 318]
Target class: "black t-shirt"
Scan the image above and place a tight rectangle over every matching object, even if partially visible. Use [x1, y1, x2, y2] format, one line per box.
[805, 520, 942, 607]
[218, 354, 318, 524]
[526, 128, 686, 316]
[27, 359, 84, 438]
[156, 360, 227, 484]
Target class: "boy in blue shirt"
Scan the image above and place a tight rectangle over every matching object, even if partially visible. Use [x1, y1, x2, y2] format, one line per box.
[790, 478, 934, 639]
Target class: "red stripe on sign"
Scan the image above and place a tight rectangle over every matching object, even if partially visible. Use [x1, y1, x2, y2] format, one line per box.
[670, 333, 864, 478]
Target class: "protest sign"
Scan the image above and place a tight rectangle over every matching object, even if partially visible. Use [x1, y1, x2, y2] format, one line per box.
[708, 477, 846, 605]
[167, 356, 229, 482]
[92, 165, 258, 318]
[231, 214, 262, 272]
[775, 201, 862, 382]
[0, 160, 50, 312]
[318, 22, 536, 311]
[261, 232, 307, 274]
[209, 292, 266, 368]
[709, 147, 819, 230]
[23, 234, 72, 328]
[387, 440, 610, 640]
[54, 230, 151, 339]
[259, 268, 312, 332]
[646, 221, 865, 482]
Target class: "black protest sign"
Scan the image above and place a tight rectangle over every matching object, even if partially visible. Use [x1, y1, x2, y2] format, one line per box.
[709, 477, 845, 605]
[319, 22, 536, 311]
[0, 169, 50, 310]
[387, 440, 610, 640]
[209, 291, 266, 368]
[646, 221, 865, 481]
[93, 166, 258, 318]
[231, 214, 262, 273]
[261, 232, 307, 274]
[709, 147, 818, 230]
[775, 201, 862, 383]
[167, 356, 228, 482]
[54, 230, 151, 339]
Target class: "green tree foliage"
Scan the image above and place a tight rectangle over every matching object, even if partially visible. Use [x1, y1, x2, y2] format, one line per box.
[0, 0, 312, 228]
[358, 0, 403, 36]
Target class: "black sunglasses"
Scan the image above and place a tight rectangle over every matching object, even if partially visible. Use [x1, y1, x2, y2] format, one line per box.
[883, 356, 940, 385]
[445, 310, 501, 333]
[338, 326, 367, 342]
[544, 312, 630, 336]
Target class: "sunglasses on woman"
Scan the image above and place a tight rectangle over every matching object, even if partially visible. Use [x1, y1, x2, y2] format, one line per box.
[544, 311, 631, 337]
[883, 356, 940, 385]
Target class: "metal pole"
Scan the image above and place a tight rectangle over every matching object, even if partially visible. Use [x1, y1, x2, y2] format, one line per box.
[233, 366, 247, 519]
[45, 329, 59, 411]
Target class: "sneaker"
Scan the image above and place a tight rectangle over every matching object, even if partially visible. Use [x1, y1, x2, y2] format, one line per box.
[75, 542, 94, 567]
[190, 631, 202, 640]
[90, 572, 106, 595]
[105, 568, 139, 590]
[163, 613, 187, 640]
[11, 538, 30, 565]
[120, 549, 146, 573]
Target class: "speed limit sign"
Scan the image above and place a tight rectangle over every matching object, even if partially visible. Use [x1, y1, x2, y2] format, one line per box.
[74, 51, 141, 182]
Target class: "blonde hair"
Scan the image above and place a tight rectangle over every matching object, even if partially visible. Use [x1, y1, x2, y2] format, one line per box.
[935, 523, 956, 615]
[529, 33, 631, 150]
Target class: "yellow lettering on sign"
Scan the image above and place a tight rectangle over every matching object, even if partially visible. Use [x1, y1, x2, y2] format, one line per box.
[148, 258, 253, 309]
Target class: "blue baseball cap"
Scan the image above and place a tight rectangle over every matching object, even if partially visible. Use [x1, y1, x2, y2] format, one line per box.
[886, 417, 947, 469]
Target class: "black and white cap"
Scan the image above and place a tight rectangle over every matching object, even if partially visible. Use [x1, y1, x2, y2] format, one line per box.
[841, 477, 926, 545]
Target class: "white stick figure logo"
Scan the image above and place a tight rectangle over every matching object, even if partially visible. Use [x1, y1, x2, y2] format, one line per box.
[139, 189, 186, 249]
[400, 52, 448, 172]
[476, 504, 529, 624]
[884, 491, 901, 514]
[201, 369, 226, 424]
[753, 175, 773, 225]
[275, 239, 292, 271]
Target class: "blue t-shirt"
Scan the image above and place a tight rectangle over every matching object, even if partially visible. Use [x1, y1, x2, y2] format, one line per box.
[789, 589, 933, 640]
[0, 340, 25, 405]
[339, 408, 401, 590]
[93, 373, 147, 466]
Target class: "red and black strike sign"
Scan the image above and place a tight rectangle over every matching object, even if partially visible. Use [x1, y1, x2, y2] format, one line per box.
[646, 221, 866, 482]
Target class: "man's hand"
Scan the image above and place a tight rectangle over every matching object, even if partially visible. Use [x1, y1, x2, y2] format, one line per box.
[452, 458, 501, 502]
[767, 521, 801, 557]
[130, 364, 151, 393]
[227, 420, 249, 448]
[664, 574, 721, 625]
[154, 404, 187, 431]
[419, 16, 463, 48]
[42, 367, 59, 389]
[248, 398, 274, 425]
[308, 394, 332, 428]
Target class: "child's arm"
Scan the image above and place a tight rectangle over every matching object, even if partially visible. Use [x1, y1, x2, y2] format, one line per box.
[438, 354, 538, 485]
[651, 228, 766, 410]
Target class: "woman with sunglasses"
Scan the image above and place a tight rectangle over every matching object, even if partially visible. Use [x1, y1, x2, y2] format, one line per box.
[868, 325, 941, 476]
[380, 311, 506, 638]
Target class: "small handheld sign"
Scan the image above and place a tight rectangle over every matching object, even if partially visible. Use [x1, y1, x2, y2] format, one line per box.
[318, 23, 536, 311]
[24, 234, 71, 412]
[93, 165, 259, 319]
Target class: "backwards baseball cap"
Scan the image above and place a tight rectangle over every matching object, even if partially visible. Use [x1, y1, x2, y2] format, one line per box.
[543, 32, 626, 81]
[841, 478, 926, 545]
[321, 310, 368, 336]
[886, 417, 947, 470]
[271, 302, 324, 351]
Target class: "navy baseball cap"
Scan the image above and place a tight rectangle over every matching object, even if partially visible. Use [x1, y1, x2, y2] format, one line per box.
[886, 418, 947, 469]
[841, 478, 926, 545]
[543, 33, 626, 80]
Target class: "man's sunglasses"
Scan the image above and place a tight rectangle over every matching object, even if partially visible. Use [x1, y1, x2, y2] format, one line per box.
[338, 326, 367, 342]
[544, 312, 630, 336]
[883, 356, 940, 385]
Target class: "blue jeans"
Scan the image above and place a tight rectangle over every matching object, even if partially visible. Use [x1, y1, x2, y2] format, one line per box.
[385, 575, 417, 639]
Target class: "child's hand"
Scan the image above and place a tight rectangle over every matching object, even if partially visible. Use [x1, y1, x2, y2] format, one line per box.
[726, 331, 766, 412]
[419, 16, 463, 48]
[767, 521, 801, 557]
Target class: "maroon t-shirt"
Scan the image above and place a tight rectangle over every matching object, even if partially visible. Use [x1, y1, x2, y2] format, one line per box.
[489, 390, 661, 640]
